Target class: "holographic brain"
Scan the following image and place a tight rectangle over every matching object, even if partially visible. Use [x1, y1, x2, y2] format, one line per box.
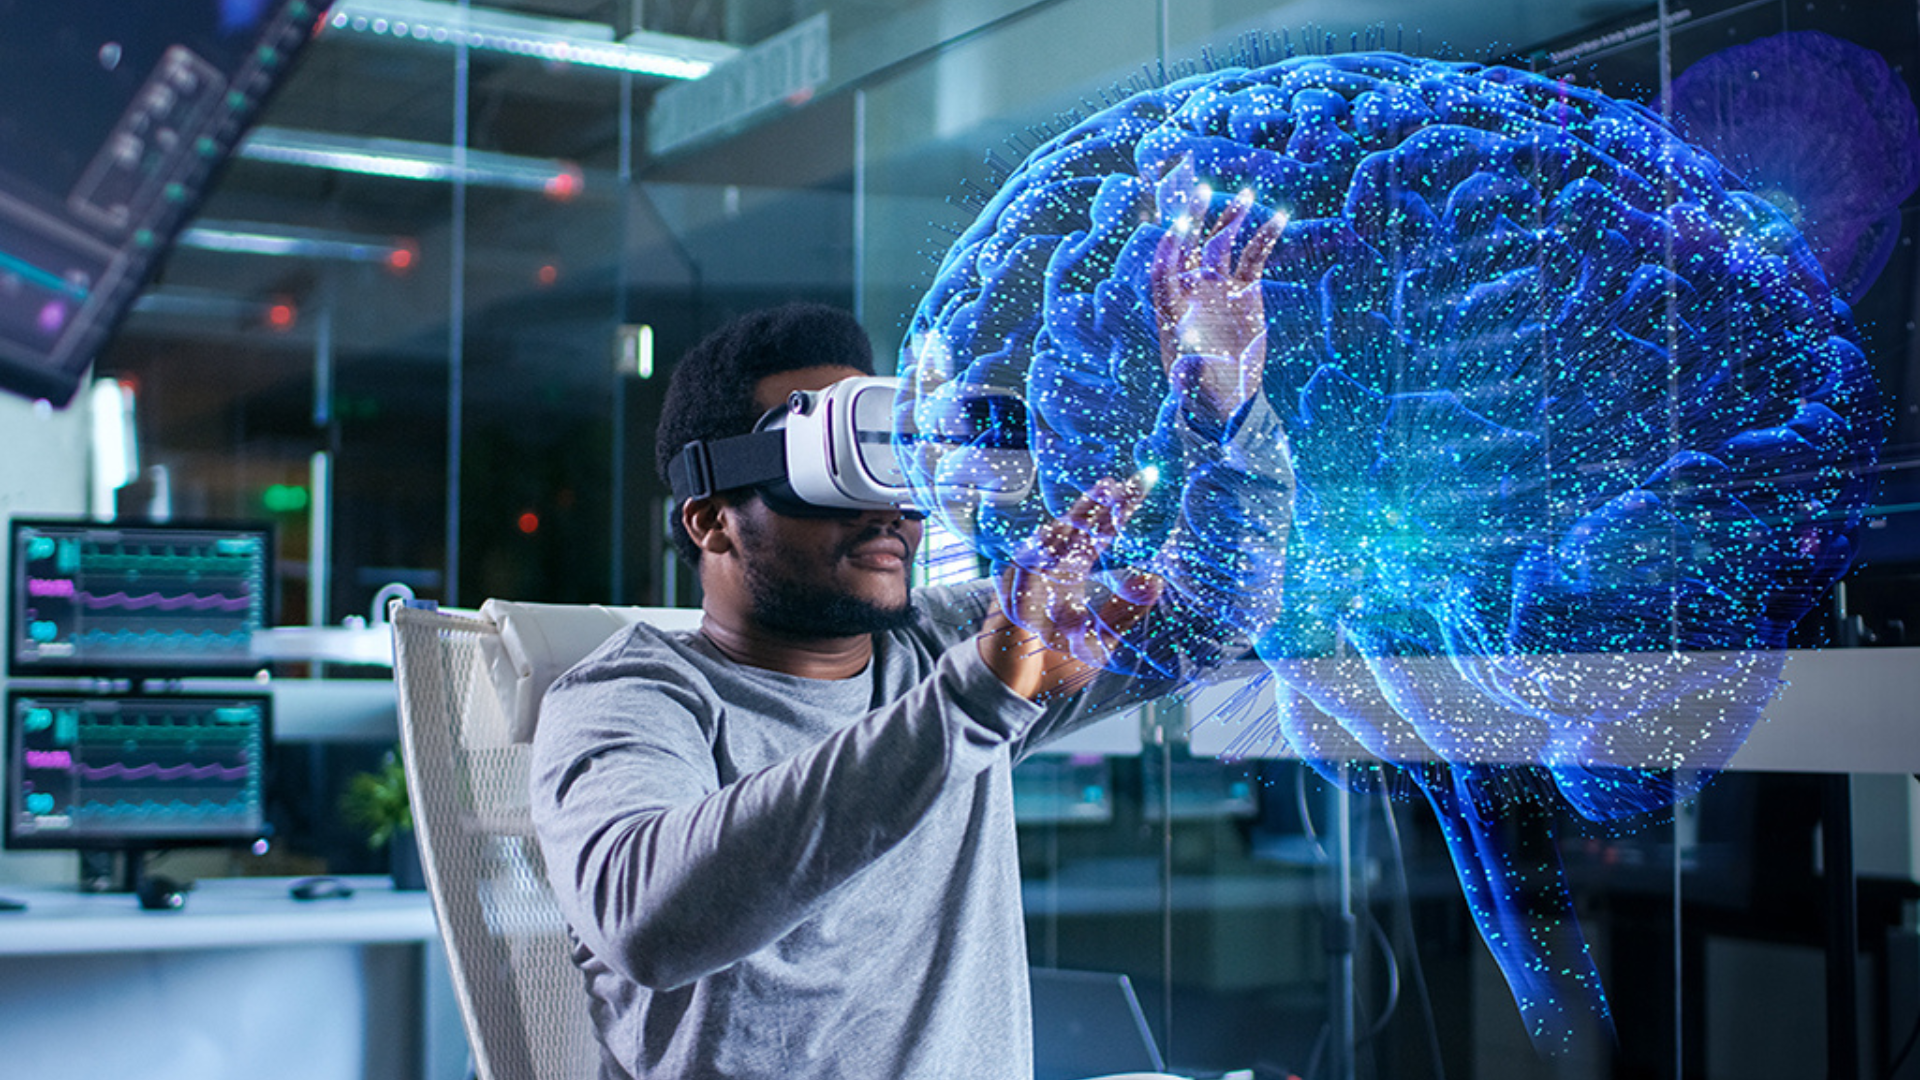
[901, 49, 1883, 1050]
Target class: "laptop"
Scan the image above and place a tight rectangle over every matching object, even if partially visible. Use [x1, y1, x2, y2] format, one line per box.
[1030, 967, 1166, 1080]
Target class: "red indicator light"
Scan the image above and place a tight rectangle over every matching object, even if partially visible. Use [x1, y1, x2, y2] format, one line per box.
[544, 166, 583, 201]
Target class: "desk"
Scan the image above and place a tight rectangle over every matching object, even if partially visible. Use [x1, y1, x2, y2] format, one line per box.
[0, 876, 467, 1080]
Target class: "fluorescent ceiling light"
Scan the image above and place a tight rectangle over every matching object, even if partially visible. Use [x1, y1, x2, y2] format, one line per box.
[238, 126, 585, 197]
[324, 0, 737, 79]
[180, 220, 417, 268]
[132, 288, 282, 320]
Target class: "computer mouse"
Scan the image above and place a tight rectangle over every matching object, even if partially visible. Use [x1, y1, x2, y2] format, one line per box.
[137, 875, 189, 911]
[289, 875, 354, 901]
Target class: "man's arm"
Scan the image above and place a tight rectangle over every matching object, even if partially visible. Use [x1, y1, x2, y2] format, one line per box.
[531, 633, 1039, 991]
[979, 156, 1295, 703]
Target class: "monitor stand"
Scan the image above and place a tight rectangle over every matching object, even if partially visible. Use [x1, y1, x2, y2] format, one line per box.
[79, 847, 153, 893]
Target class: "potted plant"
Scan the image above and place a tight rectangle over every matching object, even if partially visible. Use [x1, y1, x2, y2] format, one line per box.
[340, 749, 425, 890]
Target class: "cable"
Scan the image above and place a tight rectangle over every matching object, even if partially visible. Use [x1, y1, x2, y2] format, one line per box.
[1301, 1025, 1328, 1080]
[1379, 788, 1447, 1080]
[1363, 911, 1403, 1039]
[1296, 763, 1329, 863]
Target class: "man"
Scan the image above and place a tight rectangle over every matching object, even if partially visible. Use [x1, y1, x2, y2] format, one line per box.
[530, 188, 1289, 1079]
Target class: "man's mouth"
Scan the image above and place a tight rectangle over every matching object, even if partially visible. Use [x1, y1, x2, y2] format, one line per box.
[845, 533, 911, 570]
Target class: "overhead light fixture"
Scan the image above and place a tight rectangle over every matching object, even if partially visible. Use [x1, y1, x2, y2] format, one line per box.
[132, 287, 292, 325]
[323, 0, 737, 80]
[180, 220, 418, 270]
[238, 126, 585, 198]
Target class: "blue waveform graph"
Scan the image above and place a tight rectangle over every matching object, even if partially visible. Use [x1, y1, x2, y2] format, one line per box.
[75, 626, 254, 655]
[71, 796, 260, 825]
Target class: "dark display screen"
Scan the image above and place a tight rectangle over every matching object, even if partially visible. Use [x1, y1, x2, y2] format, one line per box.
[0, 1, 327, 406]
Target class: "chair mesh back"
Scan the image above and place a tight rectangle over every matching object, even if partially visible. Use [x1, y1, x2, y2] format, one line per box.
[391, 605, 602, 1080]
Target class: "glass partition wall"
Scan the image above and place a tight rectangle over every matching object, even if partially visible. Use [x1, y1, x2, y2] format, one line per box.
[69, 1, 1920, 1077]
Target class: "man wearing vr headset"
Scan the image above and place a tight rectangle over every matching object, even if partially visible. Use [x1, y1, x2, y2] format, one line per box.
[530, 186, 1290, 1079]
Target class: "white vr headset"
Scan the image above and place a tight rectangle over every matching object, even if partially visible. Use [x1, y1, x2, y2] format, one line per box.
[666, 375, 1034, 517]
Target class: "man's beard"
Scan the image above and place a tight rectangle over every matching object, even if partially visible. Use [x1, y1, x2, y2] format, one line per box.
[738, 519, 919, 638]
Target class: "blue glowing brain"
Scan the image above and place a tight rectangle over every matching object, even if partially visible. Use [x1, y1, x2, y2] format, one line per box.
[902, 50, 1882, 1050]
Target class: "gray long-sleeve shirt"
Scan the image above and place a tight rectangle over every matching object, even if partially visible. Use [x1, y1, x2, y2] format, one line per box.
[529, 397, 1293, 1080]
[530, 586, 1123, 1079]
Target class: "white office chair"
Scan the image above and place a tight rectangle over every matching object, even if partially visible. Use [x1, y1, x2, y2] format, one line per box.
[391, 598, 1190, 1080]
[389, 599, 698, 1080]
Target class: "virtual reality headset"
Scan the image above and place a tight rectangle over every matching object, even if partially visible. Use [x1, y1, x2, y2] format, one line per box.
[666, 375, 1034, 518]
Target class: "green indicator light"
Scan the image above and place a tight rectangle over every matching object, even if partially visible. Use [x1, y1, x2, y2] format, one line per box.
[262, 484, 309, 513]
[164, 182, 185, 201]
[133, 229, 155, 248]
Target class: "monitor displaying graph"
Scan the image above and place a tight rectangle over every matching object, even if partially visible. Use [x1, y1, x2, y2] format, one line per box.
[3, 690, 270, 850]
[8, 518, 274, 677]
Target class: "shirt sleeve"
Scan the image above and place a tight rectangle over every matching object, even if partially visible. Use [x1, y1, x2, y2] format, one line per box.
[528, 631, 1038, 991]
[1097, 389, 1294, 692]
[1156, 389, 1295, 631]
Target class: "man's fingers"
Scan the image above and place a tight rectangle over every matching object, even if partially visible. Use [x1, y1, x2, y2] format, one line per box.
[989, 476, 1165, 700]
[1151, 226, 1186, 310]
[1235, 209, 1285, 284]
[1201, 191, 1252, 270]
[1113, 569, 1165, 606]
[1099, 571, 1164, 637]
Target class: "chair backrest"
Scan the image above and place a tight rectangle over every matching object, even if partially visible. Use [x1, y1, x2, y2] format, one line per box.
[389, 600, 700, 1080]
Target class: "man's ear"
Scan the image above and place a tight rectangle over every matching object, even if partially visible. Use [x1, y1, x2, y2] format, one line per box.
[682, 496, 733, 556]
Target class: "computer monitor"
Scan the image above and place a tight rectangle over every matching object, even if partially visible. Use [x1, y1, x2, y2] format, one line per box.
[8, 517, 275, 678]
[3, 690, 271, 881]
[0, 1, 327, 407]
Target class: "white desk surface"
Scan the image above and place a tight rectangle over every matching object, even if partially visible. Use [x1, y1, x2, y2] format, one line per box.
[0, 875, 437, 956]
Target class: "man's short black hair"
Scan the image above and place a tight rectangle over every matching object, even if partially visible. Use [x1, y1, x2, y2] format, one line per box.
[655, 302, 875, 565]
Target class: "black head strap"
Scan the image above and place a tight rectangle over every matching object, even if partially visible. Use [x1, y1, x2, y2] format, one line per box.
[667, 429, 786, 503]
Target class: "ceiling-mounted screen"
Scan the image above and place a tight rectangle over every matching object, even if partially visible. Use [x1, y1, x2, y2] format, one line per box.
[0, 1, 328, 407]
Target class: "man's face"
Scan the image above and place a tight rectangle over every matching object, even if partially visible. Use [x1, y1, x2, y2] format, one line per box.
[727, 365, 925, 637]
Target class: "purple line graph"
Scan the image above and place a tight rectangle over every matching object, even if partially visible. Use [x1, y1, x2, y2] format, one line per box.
[76, 760, 251, 782]
[76, 590, 254, 613]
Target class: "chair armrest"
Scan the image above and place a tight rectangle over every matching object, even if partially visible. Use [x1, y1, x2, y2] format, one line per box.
[478, 600, 703, 742]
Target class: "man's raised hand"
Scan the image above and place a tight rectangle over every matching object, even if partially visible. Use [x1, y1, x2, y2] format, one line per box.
[978, 474, 1164, 702]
